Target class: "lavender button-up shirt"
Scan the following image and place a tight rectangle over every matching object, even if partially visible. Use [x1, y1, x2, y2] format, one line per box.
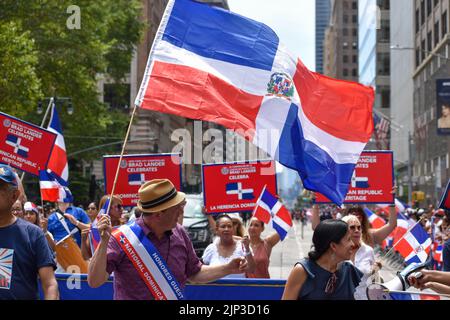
[106, 218, 202, 300]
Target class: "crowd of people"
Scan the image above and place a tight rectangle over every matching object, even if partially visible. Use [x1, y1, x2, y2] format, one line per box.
[1, 162, 449, 301]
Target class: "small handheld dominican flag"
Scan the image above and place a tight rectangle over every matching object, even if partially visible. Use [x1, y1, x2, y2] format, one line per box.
[389, 291, 441, 300]
[394, 223, 432, 265]
[363, 207, 386, 229]
[438, 179, 450, 210]
[253, 187, 292, 240]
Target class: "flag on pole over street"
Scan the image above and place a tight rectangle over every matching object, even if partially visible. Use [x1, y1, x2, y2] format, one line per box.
[135, 0, 374, 206]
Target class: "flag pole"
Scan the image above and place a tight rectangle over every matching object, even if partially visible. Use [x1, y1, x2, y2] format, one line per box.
[103, 104, 138, 234]
[383, 215, 427, 259]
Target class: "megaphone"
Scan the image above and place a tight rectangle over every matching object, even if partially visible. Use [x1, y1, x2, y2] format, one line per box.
[366, 262, 429, 300]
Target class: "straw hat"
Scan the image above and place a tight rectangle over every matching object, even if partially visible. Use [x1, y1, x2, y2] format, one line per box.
[137, 179, 185, 213]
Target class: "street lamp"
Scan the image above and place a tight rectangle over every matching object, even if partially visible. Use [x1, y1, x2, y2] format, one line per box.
[37, 97, 74, 126]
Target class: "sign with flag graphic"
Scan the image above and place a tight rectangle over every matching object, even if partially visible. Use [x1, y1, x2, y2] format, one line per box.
[315, 151, 394, 204]
[394, 223, 432, 265]
[253, 186, 292, 240]
[103, 154, 182, 207]
[202, 160, 277, 214]
[134, 0, 374, 206]
[0, 112, 57, 176]
[438, 179, 450, 210]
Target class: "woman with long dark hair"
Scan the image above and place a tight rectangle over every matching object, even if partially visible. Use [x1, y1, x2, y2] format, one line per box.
[282, 220, 363, 300]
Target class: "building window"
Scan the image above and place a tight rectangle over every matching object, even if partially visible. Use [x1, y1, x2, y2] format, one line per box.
[343, 28, 349, 36]
[421, 0, 425, 26]
[427, 0, 432, 17]
[416, 9, 420, 33]
[352, 69, 358, 77]
[343, 15, 349, 24]
[352, 55, 357, 63]
[352, 15, 357, 23]
[443, 11, 448, 38]
[421, 39, 426, 60]
[428, 31, 432, 52]
[343, 69, 349, 77]
[416, 48, 420, 67]
[435, 21, 440, 46]
[353, 28, 358, 37]
[343, 55, 349, 63]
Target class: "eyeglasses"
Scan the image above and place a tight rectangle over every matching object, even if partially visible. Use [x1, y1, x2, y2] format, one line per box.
[349, 225, 361, 231]
[325, 273, 337, 295]
[87, 207, 97, 210]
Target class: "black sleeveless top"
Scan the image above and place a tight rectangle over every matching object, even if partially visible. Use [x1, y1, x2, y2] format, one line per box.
[296, 259, 363, 300]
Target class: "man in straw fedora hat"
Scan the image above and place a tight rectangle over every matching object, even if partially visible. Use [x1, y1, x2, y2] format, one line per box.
[88, 179, 250, 300]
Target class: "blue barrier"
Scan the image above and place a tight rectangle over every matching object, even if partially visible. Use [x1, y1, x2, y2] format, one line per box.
[42, 273, 286, 300]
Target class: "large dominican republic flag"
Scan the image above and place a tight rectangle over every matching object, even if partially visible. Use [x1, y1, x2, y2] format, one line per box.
[47, 104, 68, 185]
[135, 0, 375, 206]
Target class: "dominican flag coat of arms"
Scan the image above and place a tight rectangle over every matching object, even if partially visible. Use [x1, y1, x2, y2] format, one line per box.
[135, 0, 375, 206]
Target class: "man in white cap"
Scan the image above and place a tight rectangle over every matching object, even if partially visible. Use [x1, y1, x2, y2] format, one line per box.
[88, 179, 250, 300]
[0, 164, 58, 299]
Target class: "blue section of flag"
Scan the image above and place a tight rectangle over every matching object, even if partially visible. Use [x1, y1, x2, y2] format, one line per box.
[163, 0, 279, 71]
[260, 189, 278, 210]
[128, 173, 145, 185]
[355, 181, 369, 188]
[277, 103, 356, 205]
[226, 183, 238, 191]
[272, 221, 288, 241]
[6, 134, 18, 144]
[389, 292, 413, 300]
[242, 192, 254, 200]
[49, 105, 63, 134]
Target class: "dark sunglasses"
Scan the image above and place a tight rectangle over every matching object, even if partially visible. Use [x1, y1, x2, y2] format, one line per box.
[349, 225, 361, 231]
[113, 204, 123, 209]
[325, 273, 337, 295]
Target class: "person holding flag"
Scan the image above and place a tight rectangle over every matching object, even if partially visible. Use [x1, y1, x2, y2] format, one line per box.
[81, 195, 123, 260]
[245, 217, 281, 278]
[46, 190, 90, 273]
[88, 179, 254, 300]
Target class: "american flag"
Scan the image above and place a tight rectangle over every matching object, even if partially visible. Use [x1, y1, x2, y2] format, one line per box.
[373, 113, 390, 150]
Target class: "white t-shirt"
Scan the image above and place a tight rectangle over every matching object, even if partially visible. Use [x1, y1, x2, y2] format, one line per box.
[354, 243, 375, 276]
[202, 240, 246, 278]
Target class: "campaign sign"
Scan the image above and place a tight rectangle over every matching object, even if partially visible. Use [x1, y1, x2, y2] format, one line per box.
[315, 151, 394, 204]
[103, 154, 182, 207]
[0, 112, 57, 176]
[202, 160, 277, 214]
[438, 179, 450, 210]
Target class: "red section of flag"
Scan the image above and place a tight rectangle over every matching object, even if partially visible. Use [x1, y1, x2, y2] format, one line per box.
[293, 59, 374, 143]
[142, 61, 263, 136]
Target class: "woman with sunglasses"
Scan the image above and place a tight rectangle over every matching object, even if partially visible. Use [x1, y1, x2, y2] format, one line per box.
[310, 190, 397, 248]
[341, 215, 381, 278]
[86, 202, 98, 222]
[282, 219, 363, 300]
[81, 195, 123, 260]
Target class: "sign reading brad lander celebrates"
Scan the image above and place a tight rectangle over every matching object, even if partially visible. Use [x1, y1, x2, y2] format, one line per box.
[0, 112, 57, 176]
[103, 154, 182, 207]
[315, 151, 394, 204]
[202, 160, 277, 214]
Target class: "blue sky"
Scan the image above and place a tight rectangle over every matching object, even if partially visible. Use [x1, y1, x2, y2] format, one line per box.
[227, 0, 316, 71]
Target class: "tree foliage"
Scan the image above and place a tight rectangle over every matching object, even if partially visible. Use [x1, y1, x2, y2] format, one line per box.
[0, 0, 144, 161]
